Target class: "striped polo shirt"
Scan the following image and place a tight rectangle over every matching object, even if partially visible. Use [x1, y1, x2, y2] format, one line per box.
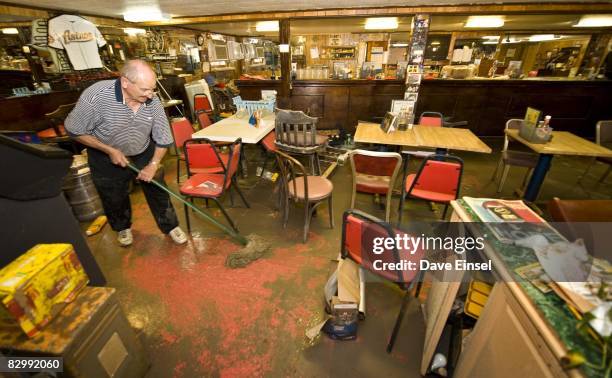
[65, 79, 174, 156]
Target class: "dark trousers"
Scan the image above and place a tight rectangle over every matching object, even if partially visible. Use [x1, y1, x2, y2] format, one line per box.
[88, 143, 179, 234]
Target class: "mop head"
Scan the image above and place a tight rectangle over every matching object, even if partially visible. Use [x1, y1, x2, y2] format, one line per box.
[225, 234, 271, 268]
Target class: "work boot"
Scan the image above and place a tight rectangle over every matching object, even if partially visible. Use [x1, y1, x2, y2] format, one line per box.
[117, 229, 133, 247]
[169, 226, 188, 245]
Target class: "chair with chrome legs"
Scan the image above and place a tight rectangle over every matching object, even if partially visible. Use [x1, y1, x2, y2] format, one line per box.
[491, 119, 538, 193]
[578, 120, 612, 184]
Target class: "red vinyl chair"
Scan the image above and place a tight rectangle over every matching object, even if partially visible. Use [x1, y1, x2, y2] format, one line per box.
[348, 150, 402, 222]
[196, 111, 213, 129]
[418, 111, 444, 127]
[259, 130, 277, 175]
[341, 209, 423, 352]
[194, 93, 214, 121]
[397, 154, 464, 224]
[180, 138, 248, 232]
[170, 118, 195, 183]
[403, 112, 445, 158]
[183, 139, 229, 177]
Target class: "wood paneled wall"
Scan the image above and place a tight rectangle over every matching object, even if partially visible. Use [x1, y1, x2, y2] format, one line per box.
[237, 79, 612, 137]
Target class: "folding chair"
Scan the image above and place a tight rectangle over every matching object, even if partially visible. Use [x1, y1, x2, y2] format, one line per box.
[341, 209, 423, 352]
[180, 138, 248, 232]
[170, 118, 194, 183]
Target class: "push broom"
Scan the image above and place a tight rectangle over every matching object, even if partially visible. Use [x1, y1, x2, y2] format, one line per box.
[127, 163, 269, 267]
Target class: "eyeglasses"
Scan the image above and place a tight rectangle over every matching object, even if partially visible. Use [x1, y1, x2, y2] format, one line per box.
[123, 76, 156, 94]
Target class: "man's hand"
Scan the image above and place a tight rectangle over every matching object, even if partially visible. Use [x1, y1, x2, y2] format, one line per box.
[108, 147, 129, 167]
[137, 163, 157, 182]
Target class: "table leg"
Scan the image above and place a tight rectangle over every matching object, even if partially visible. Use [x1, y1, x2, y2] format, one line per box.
[523, 154, 553, 202]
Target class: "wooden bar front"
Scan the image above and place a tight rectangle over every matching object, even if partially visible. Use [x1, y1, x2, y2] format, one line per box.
[236, 79, 612, 138]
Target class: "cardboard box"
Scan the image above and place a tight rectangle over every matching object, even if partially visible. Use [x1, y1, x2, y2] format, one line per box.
[0, 244, 89, 337]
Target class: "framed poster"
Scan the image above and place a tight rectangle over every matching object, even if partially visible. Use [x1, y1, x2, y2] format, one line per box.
[391, 99, 414, 114]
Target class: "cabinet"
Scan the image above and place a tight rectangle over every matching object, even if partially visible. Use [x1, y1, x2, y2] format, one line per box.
[454, 284, 568, 378]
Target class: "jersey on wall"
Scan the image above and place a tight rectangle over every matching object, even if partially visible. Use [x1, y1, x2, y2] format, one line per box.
[48, 15, 106, 71]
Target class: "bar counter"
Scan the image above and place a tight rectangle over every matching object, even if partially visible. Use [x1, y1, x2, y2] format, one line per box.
[0, 90, 81, 132]
[237, 78, 612, 137]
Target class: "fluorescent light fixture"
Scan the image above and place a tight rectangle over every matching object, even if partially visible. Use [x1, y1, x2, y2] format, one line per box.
[279, 44, 289, 53]
[365, 17, 398, 30]
[481, 35, 500, 40]
[2, 28, 19, 34]
[255, 21, 279, 32]
[123, 8, 170, 22]
[465, 16, 504, 28]
[391, 42, 409, 47]
[529, 34, 558, 42]
[574, 15, 612, 27]
[123, 28, 146, 36]
[482, 41, 500, 45]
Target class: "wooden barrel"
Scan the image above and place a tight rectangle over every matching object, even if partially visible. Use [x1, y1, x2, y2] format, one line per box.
[62, 167, 103, 222]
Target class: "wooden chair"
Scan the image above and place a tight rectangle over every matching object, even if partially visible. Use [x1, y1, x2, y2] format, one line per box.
[348, 149, 402, 222]
[491, 119, 539, 193]
[275, 150, 333, 243]
[274, 109, 328, 175]
[579, 120, 612, 183]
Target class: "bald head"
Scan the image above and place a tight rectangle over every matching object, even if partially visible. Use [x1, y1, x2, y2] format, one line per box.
[120, 59, 157, 104]
[120, 59, 155, 83]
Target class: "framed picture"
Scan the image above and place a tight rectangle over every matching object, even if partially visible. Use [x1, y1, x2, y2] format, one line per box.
[406, 72, 422, 85]
[404, 92, 418, 102]
[391, 99, 414, 114]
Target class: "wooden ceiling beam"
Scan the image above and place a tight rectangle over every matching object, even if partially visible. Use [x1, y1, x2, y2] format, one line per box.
[140, 3, 612, 26]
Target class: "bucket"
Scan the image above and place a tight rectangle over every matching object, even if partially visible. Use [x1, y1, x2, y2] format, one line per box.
[62, 166, 104, 222]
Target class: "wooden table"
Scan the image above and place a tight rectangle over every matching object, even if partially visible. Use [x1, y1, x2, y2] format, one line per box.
[192, 114, 275, 144]
[354, 121, 420, 147]
[505, 129, 612, 202]
[354, 121, 492, 154]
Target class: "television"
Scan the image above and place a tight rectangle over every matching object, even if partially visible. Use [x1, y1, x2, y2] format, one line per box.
[208, 40, 228, 61]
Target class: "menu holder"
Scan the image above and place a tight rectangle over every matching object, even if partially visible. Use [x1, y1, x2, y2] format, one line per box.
[519, 122, 553, 144]
[380, 112, 398, 134]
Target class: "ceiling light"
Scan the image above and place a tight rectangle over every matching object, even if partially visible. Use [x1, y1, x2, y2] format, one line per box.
[482, 41, 499, 45]
[123, 28, 146, 36]
[365, 17, 398, 30]
[481, 35, 500, 40]
[465, 16, 504, 28]
[529, 34, 559, 42]
[574, 15, 612, 27]
[255, 21, 279, 32]
[391, 42, 409, 47]
[2, 28, 19, 35]
[123, 8, 170, 22]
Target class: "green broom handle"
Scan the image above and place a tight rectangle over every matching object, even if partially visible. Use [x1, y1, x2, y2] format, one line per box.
[127, 163, 248, 245]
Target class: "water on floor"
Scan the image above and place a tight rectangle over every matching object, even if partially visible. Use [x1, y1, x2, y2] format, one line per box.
[84, 138, 611, 377]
